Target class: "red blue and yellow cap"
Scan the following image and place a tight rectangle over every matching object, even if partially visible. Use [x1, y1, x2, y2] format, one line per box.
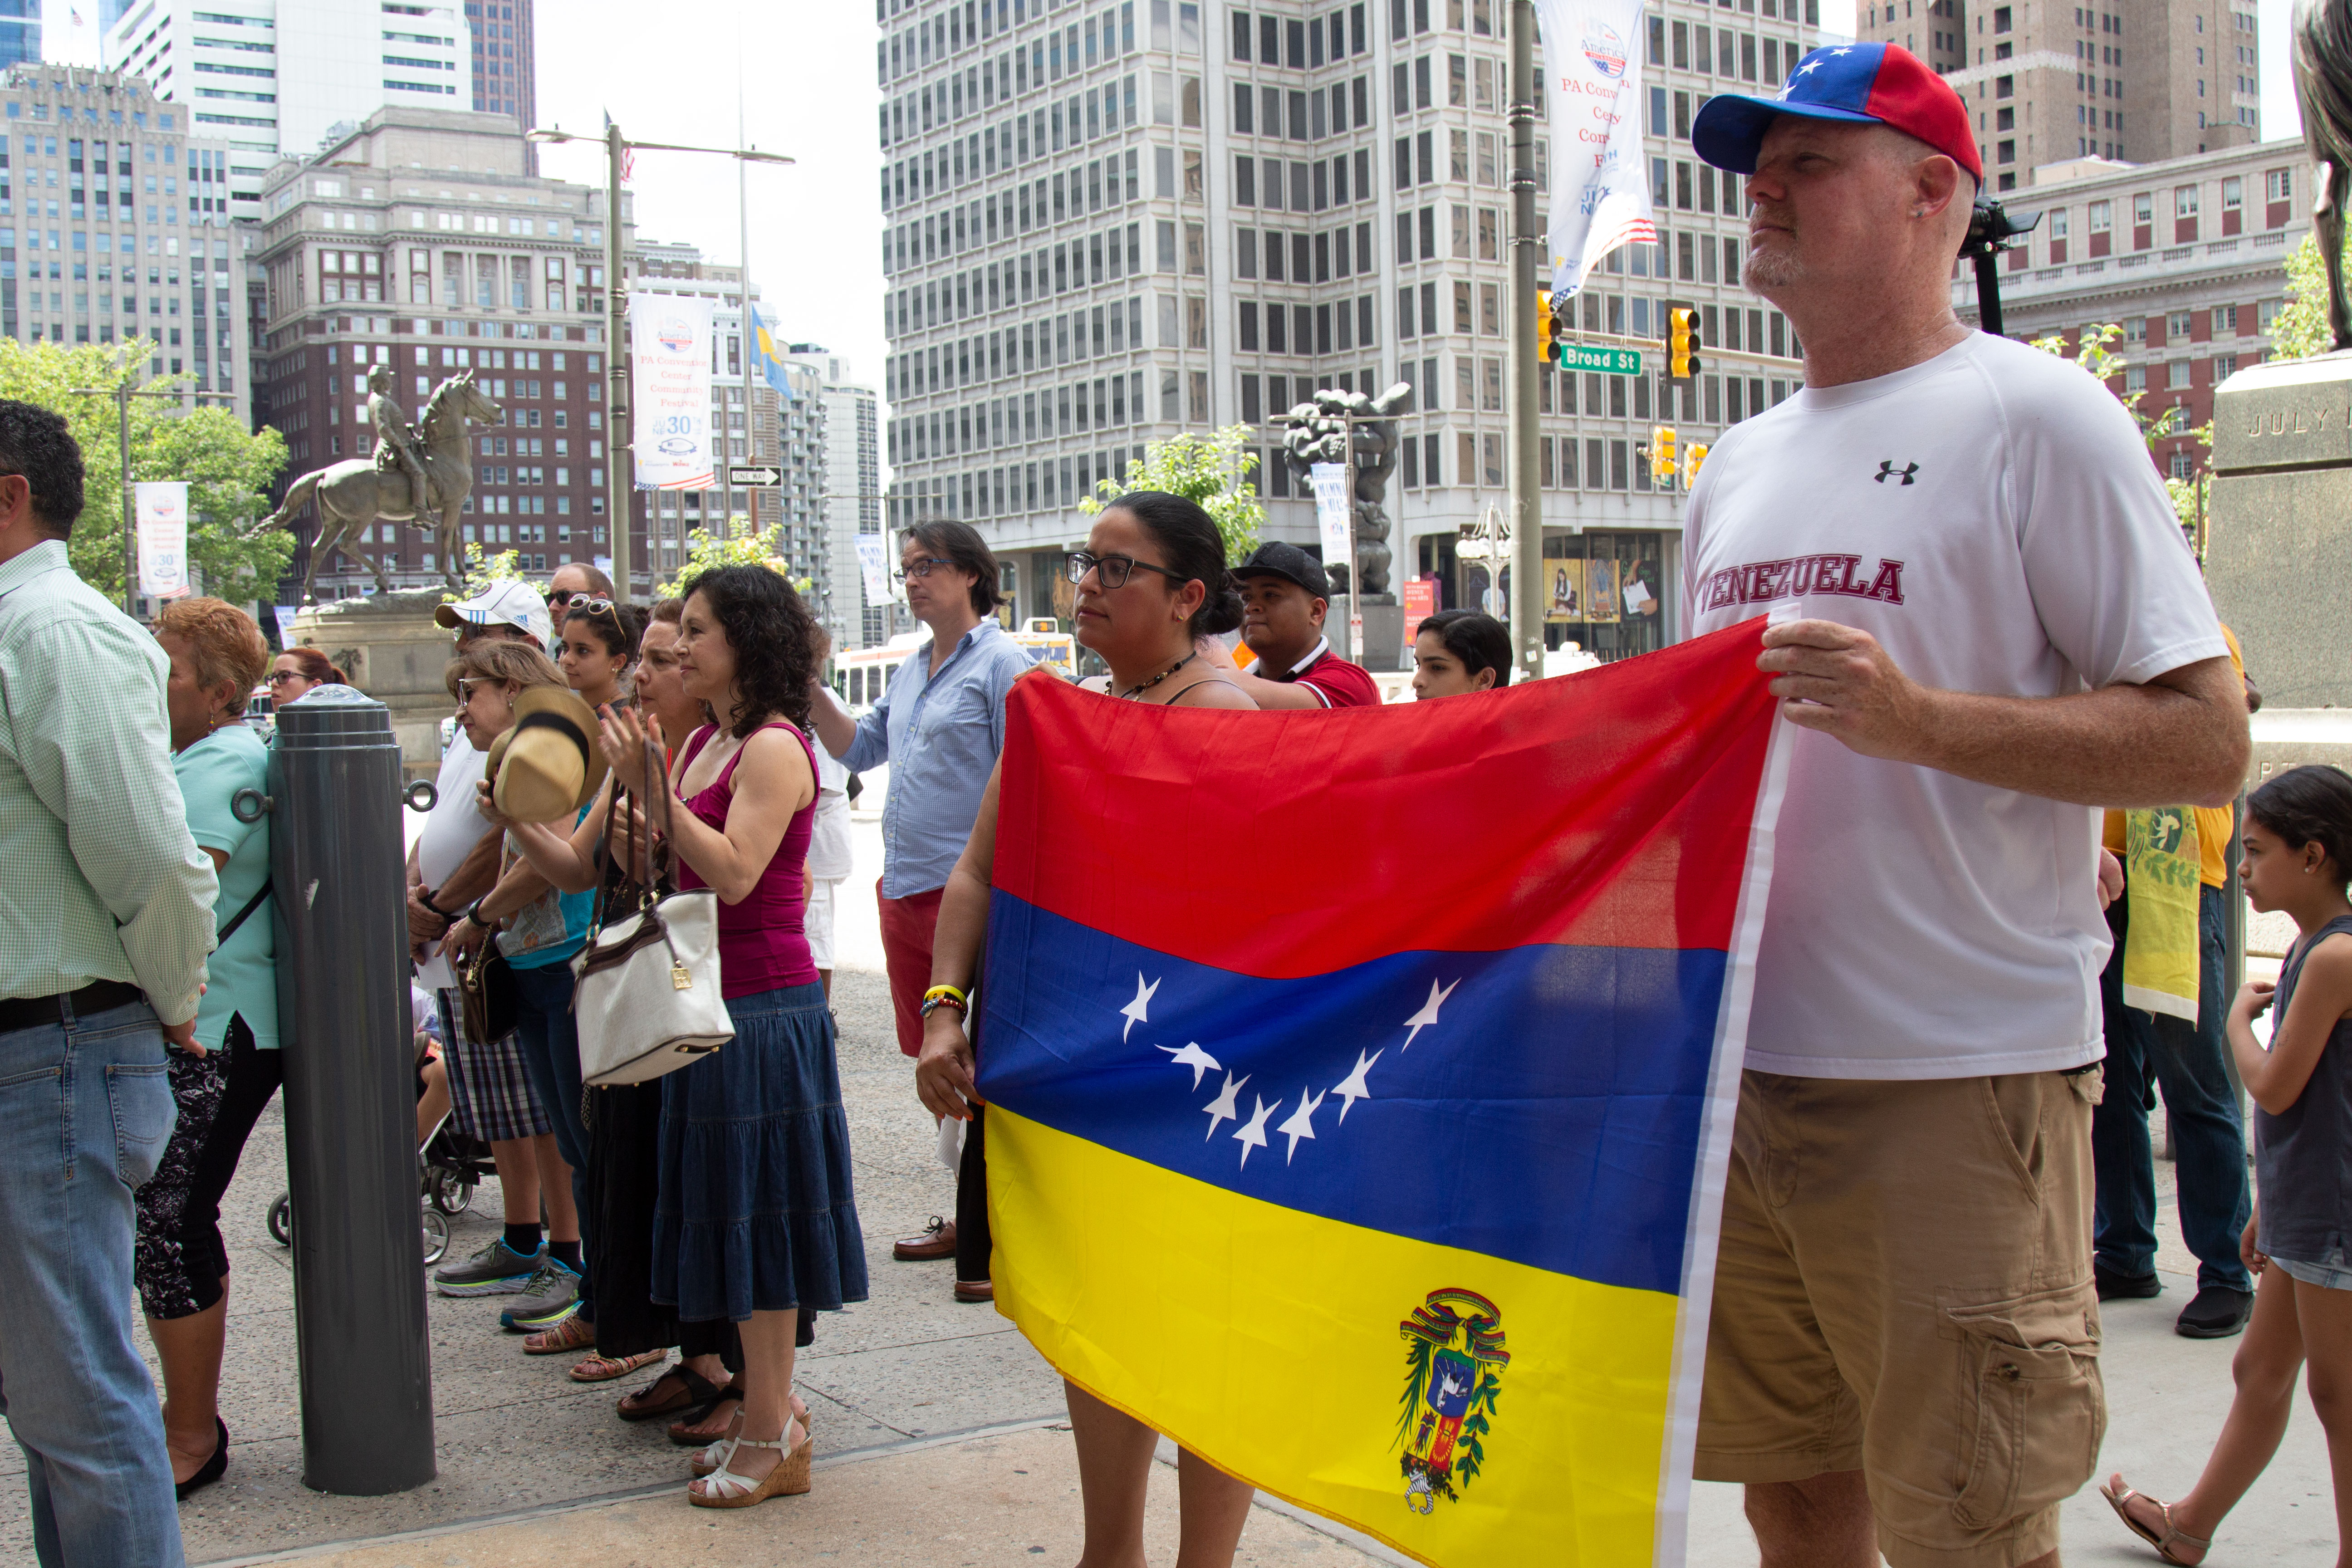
[1690, 42, 1982, 184]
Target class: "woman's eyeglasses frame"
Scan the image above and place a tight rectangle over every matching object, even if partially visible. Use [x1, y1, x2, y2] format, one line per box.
[1065, 551, 1191, 590]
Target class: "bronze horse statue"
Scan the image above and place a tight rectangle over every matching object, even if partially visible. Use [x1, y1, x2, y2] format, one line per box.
[2295, 0, 2352, 353]
[262, 371, 505, 600]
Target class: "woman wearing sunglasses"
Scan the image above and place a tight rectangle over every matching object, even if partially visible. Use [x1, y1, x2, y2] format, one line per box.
[915, 491, 1259, 1565]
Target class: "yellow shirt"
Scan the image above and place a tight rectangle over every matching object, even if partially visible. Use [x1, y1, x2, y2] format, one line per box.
[2102, 624, 2244, 888]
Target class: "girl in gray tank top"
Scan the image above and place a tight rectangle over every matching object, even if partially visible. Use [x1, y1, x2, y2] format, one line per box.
[2101, 764, 2352, 1564]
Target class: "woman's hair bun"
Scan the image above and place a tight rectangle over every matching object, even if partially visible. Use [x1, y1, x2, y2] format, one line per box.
[1198, 571, 1245, 637]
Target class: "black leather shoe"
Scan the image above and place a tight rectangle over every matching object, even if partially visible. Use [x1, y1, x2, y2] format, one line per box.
[2094, 1262, 2162, 1301]
[2176, 1284, 2255, 1338]
[175, 1416, 228, 1500]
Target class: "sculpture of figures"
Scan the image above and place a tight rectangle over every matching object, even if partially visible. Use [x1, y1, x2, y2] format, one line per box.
[2294, 0, 2352, 353]
[261, 371, 505, 600]
[1277, 382, 1417, 597]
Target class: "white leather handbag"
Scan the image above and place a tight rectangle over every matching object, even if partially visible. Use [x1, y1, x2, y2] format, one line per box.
[573, 744, 733, 1086]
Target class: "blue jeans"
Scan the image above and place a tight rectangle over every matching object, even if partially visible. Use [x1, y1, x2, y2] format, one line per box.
[0, 996, 186, 1567]
[510, 959, 590, 1317]
[2093, 882, 2254, 1292]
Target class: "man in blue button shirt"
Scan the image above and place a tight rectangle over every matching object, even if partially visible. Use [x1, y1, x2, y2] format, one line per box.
[810, 519, 1032, 1298]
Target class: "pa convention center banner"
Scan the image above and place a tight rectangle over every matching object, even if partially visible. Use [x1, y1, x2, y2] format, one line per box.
[1538, 0, 1658, 299]
[627, 293, 716, 491]
[980, 618, 1792, 1567]
[135, 480, 190, 599]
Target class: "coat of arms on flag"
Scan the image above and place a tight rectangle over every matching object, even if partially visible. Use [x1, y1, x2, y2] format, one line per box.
[980, 617, 1791, 1566]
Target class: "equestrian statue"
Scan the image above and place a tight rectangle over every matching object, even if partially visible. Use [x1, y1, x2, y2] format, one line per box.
[2294, 0, 2352, 353]
[262, 368, 505, 600]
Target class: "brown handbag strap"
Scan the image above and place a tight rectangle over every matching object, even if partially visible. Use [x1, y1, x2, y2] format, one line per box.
[583, 728, 685, 951]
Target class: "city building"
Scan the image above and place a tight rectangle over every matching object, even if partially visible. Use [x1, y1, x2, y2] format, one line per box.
[0, 65, 252, 393]
[787, 344, 895, 649]
[876, 0, 1815, 660]
[1956, 135, 2311, 483]
[0, 0, 34, 69]
[107, 0, 470, 218]
[250, 103, 618, 596]
[1856, 0, 2259, 187]
[464, 0, 532, 132]
[625, 240, 810, 599]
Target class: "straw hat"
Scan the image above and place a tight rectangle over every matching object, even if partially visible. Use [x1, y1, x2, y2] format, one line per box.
[483, 687, 608, 823]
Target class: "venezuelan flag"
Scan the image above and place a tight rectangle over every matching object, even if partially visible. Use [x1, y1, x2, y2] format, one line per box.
[979, 617, 1791, 1567]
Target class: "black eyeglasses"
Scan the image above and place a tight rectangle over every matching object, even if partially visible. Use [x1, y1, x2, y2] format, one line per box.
[891, 557, 955, 583]
[1066, 551, 1190, 590]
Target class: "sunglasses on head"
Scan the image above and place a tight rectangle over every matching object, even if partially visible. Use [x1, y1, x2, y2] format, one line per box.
[561, 596, 620, 620]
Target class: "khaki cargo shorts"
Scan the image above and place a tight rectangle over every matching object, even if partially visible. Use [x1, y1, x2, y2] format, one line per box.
[1695, 1067, 2107, 1568]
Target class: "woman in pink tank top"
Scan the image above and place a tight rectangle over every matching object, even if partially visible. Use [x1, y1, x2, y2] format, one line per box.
[596, 566, 866, 1510]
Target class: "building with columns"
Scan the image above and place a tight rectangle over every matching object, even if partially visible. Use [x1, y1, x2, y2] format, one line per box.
[877, 0, 1818, 661]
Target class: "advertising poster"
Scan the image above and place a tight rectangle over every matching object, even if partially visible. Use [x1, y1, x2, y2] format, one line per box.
[1546, 559, 1587, 622]
[135, 480, 190, 599]
[854, 533, 894, 609]
[1534, 0, 1658, 300]
[1401, 576, 1437, 637]
[1585, 556, 1621, 623]
[628, 294, 715, 490]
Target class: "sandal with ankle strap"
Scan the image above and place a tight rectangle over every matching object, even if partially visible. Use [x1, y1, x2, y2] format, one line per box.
[691, 1400, 814, 1478]
[2101, 1478, 2212, 1564]
[688, 1417, 812, 1509]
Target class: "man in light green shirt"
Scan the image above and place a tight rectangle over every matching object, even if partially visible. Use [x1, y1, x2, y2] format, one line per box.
[0, 399, 215, 1568]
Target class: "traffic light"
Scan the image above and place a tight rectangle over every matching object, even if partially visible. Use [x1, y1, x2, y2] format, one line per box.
[1669, 307, 1701, 378]
[1649, 426, 1678, 482]
[1536, 289, 1560, 367]
[1683, 441, 1710, 489]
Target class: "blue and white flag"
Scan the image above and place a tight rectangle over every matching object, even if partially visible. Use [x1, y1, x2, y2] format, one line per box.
[747, 306, 796, 401]
[1536, 0, 1657, 299]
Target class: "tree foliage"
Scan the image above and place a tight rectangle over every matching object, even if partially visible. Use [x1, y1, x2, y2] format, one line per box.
[657, 512, 812, 600]
[2273, 232, 2351, 363]
[0, 338, 289, 604]
[1080, 425, 1265, 562]
[447, 539, 528, 602]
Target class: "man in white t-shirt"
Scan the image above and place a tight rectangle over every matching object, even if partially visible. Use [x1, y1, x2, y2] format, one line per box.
[1685, 45, 2249, 1568]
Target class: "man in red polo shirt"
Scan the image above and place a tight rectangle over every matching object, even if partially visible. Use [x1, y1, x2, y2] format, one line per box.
[1215, 541, 1379, 708]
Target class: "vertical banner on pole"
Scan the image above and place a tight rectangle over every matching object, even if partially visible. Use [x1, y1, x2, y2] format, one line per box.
[1534, 0, 1657, 299]
[854, 533, 896, 608]
[135, 480, 190, 599]
[628, 294, 716, 490]
[1308, 461, 1362, 658]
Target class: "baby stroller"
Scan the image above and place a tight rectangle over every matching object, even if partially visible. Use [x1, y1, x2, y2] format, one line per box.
[266, 1036, 495, 1266]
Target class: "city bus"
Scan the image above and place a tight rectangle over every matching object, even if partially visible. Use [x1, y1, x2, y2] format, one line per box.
[828, 619, 1077, 711]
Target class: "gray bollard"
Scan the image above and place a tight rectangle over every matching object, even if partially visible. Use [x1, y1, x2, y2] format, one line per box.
[265, 688, 436, 1494]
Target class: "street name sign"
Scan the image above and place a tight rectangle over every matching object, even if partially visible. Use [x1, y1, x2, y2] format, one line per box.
[1562, 345, 1643, 375]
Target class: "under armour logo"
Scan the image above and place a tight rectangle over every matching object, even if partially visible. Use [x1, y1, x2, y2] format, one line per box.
[1874, 461, 1920, 485]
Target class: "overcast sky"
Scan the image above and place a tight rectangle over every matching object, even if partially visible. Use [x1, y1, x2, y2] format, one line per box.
[41, 0, 2311, 414]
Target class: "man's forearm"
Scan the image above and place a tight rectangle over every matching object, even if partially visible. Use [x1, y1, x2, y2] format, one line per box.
[1911, 662, 2249, 809]
[430, 831, 504, 909]
[1223, 670, 1324, 710]
[808, 683, 859, 759]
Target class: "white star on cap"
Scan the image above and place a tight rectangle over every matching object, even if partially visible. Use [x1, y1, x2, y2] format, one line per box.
[1234, 1093, 1280, 1169]
[1796, 58, 1823, 75]
[1157, 1041, 1220, 1090]
[1203, 1071, 1249, 1141]
[1120, 973, 1159, 1042]
[1333, 1048, 1382, 1124]
[1276, 1089, 1325, 1163]
[1830, 45, 1853, 54]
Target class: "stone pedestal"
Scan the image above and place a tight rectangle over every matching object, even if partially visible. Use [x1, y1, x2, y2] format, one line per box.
[2208, 353, 2352, 708]
[1327, 595, 1405, 673]
[282, 589, 456, 778]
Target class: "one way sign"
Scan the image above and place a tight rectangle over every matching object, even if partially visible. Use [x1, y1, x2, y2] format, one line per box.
[729, 465, 783, 487]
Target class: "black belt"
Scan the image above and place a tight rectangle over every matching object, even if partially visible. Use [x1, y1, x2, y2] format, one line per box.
[0, 980, 144, 1033]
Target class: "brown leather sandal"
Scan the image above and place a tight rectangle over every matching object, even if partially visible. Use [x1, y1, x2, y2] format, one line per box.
[2101, 1477, 2212, 1564]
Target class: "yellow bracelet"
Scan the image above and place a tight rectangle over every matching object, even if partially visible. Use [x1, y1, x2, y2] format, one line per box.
[923, 984, 969, 1005]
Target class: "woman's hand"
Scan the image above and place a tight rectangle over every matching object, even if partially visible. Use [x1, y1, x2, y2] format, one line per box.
[2242, 1211, 2267, 1275]
[2233, 979, 2277, 1024]
[597, 704, 666, 801]
[915, 1009, 981, 1122]
[439, 914, 488, 962]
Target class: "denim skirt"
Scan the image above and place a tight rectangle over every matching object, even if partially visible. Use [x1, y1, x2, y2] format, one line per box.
[651, 982, 868, 1323]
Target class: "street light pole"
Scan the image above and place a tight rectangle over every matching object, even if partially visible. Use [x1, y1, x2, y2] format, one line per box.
[1507, 0, 1544, 682]
[529, 124, 794, 603]
[71, 375, 237, 617]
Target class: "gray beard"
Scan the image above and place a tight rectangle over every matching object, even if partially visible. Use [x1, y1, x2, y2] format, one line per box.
[1741, 242, 1803, 293]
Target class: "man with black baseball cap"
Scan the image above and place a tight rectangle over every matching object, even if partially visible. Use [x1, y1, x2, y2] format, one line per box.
[1679, 42, 2248, 1568]
[1209, 541, 1377, 710]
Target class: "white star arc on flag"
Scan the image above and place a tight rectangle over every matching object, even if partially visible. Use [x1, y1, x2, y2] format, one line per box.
[1277, 1089, 1324, 1163]
[1333, 1048, 1382, 1124]
[1121, 973, 1160, 1042]
[1401, 978, 1460, 1051]
[1158, 1041, 1220, 1089]
[1234, 1093, 1280, 1169]
[1202, 1071, 1249, 1140]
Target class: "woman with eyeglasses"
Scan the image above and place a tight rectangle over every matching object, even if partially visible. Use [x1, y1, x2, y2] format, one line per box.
[267, 647, 347, 704]
[915, 491, 1259, 1565]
